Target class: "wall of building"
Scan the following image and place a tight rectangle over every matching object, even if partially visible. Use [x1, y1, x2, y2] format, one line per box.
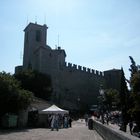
[56, 63, 105, 110]
[92, 120, 139, 140]
[104, 69, 122, 92]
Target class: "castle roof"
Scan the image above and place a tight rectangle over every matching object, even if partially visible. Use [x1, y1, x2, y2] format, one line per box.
[54, 48, 66, 57]
[24, 22, 48, 31]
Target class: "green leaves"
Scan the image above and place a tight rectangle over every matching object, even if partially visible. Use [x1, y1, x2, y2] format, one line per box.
[17, 89, 33, 110]
[128, 56, 140, 127]
[105, 88, 120, 111]
[129, 56, 138, 77]
[0, 72, 33, 116]
[14, 70, 52, 100]
[131, 72, 140, 93]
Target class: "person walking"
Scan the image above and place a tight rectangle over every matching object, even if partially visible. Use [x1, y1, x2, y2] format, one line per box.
[55, 114, 59, 131]
[68, 116, 72, 127]
[51, 114, 55, 131]
[129, 121, 133, 135]
[51, 114, 59, 131]
[84, 114, 88, 126]
[106, 113, 109, 125]
[63, 115, 68, 128]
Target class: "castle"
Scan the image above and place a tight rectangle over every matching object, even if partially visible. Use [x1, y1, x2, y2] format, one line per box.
[15, 22, 122, 111]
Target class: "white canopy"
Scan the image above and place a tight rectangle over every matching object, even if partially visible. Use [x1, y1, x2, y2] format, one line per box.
[41, 105, 69, 114]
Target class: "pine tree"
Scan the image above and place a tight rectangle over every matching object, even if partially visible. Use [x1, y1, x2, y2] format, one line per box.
[119, 68, 129, 132]
[129, 56, 140, 129]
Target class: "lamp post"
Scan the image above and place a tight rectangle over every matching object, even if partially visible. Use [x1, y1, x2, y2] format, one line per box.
[77, 96, 80, 117]
[77, 96, 80, 109]
[99, 86, 105, 124]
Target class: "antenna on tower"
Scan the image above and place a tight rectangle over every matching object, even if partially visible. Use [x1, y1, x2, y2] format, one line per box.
[35, 16, 37, 24]
[20, 50, 23, 60]
[58, 34, 60, 47]
[44, 13, 47, 25]
[26, 16, 29, 25]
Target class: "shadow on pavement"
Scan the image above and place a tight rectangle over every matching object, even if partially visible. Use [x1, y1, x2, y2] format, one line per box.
[0, 128, 29, 135]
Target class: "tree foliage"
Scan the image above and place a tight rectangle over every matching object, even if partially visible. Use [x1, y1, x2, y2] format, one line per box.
[119, 68, 129, 132]
[0, 72, 33, 116]
[131, 72, 140, 93]
[14, 70, 52, 100]
[129, 56, 138, 78]
[104, 88, 120, 111]
[128, 56, 140, 128]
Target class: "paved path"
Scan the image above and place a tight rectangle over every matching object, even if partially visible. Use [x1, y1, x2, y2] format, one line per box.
[0, 119, 103, 140]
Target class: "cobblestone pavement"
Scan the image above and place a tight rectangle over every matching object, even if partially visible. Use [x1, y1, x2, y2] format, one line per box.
[0, 119, 103, 140]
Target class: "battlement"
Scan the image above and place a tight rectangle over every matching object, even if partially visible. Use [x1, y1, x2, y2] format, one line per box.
[64, 62, 104, 76]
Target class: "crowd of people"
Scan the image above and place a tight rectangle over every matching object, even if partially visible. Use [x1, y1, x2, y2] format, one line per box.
[48, 114, 72, 131]
[46, 111, 140, 138]
[91, 111, 140, 137]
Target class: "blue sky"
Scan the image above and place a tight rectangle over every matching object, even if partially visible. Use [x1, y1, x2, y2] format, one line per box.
[0, 0, 140, 79]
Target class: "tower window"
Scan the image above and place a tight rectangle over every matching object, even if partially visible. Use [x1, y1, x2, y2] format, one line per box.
[36, 30, 41, 42]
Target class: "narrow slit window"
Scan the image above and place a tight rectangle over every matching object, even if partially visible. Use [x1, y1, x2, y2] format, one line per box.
[36, 30, 41, 42]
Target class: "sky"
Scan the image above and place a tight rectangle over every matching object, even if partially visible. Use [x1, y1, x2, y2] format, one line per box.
[0, 0, 140, 80]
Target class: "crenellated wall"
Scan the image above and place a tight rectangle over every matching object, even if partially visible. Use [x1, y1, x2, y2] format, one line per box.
[53, 61, 105, 110]
[64, 62, 104, 76]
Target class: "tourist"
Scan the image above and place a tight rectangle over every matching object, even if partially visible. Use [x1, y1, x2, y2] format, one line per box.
[51, 114, 55, 131]
[84, 114, 88, 126]
[50, 114, 59, 131]
[54, 114, 59, 131]
[129, 121, 133, 135]
[63, 115, 68, 128]
[68, 116, 72, 127]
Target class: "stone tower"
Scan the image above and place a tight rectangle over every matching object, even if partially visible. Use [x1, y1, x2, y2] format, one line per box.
[23, 22, 48, 69]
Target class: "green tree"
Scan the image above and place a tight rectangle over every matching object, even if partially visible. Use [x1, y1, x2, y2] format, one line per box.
[105, 88, 120, 111]
[131, 72, 140, 93]
[128, 56, 140, 128]
[129, 56, 138, 78]
[0, 72, 32, 116]
[14, 70, 52, 100]
[119, 68, 129, 132]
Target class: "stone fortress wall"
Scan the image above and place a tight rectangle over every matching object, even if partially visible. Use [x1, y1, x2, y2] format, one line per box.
[64, 62, 104, 76]
[48, 48, 106, 110]
[15, 22, 122, 111]
[58, 62, 105, 110]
